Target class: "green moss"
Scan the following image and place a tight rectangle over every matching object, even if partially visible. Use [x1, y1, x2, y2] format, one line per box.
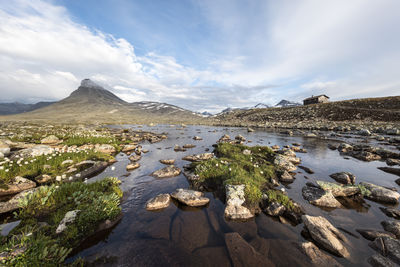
[358, 184, 372, 197]
[1, 177, 122, 265]
[265, 189, 296, 211]
[192, 143, 276, 204]
[0, 150, 113, 186]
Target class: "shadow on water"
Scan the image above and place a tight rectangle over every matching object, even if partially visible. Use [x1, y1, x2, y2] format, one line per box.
[66, 125, 400, 266]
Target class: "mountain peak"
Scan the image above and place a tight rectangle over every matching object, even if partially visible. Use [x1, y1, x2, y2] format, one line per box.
[80, 78, 101, 88]
[275, 99, 301, 107]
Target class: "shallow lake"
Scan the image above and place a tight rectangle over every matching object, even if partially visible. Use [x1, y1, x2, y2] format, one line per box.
[68, 125, 400, 266]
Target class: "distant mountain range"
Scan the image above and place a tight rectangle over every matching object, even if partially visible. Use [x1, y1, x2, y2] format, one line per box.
[0, 79, 204, 124]
[0, 101, 56, 115]
[274, 99, 301, 107]
[218, 100, 301, 114]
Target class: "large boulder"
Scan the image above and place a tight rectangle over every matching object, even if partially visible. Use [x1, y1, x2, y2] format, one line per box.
[0, 177, 36, 197]
[329, 172, 356, 185]
[170, 188, 209, 207]
[302, 185, 342, 208]
[152, 165, 181, 178]
[40, 135, 60, 145]
[182, 153, 213, 162]
[302, 215, 349, 258]
[360, 182, 400, 204]
[146, 194, 171, 210]
[224, 185, 253, 220]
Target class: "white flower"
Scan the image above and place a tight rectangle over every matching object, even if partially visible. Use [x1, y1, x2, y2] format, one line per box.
[5, 169, 9, 172]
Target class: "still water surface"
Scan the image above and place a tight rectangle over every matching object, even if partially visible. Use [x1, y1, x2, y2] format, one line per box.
[68, 125, 400, 266]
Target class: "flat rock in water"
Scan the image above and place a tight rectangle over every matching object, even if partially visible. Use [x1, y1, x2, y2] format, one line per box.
[146, 194, 171, 210]
[122, 144, 137, 152]
[301, 241, 342, 267]
[316, 181, 360, 197]
[224, 232, 274, 267]
[183, 144, 196, 148]
[356, 229, 396, 241]
[302, 186, 342, 208]
[302, 215, 349, 258]
[182, 153, 213, 162]
[160, 159, 175, 165]
[329, 172, 356, 185]
[298, 166, 314, 174]
[0, 177, 36, 197]
[264, 202, 286, 217]
[152, 165, 181, 178]
[129, 154, 141, 162]
[170, 188, 209, 207]
[126, 162, 140, 171]
[360, 182, 400, 204]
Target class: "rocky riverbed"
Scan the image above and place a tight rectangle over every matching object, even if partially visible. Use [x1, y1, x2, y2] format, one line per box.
[1, 123, 400, 266]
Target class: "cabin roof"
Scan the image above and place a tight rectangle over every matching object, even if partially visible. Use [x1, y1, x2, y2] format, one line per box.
[303, 94, 330, 101]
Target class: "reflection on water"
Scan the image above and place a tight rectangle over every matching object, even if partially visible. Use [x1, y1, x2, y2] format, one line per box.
[67, 125, 400, 266]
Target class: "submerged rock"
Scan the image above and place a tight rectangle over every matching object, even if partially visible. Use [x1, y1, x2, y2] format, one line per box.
[360, 182, 400, 204]
[170, 188, 209, 207]
[302, 186, 342, 208]
[301, 241, 342, 267]
[182, 153, 213, 162]
[378, 167, 400, 177]
[224, 232, 273, 267]
[146, 194, 171, 210]
[152, 165, 181, 178]
[56, 210, 80, 234]
[329, 172, 356, 185]
[302, 215, 349, 258]
[0, 177, 36, 197]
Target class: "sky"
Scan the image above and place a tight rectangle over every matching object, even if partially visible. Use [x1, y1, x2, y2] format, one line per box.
[0, 0, 399, 113]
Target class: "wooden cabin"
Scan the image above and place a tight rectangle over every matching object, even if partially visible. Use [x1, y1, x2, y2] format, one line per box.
[303, 95, 330, 105]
